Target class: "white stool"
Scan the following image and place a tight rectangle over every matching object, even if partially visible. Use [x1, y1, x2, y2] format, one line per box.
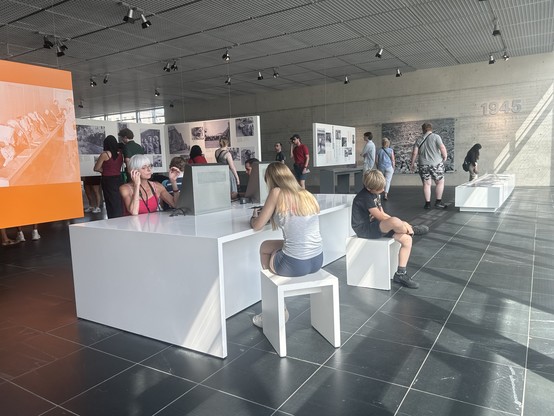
[260, 269, 341, 357]
[346, 236, 400, 290]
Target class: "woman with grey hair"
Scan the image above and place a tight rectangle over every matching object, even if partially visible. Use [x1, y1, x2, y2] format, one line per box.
[119, 154, 180, 215]
[375, 137, 395, 200]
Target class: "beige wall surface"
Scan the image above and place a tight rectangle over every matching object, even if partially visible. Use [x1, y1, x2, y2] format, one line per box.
[178, 53, 554, 187]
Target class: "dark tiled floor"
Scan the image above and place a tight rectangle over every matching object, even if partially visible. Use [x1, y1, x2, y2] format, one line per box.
[1, 186, 553, 416]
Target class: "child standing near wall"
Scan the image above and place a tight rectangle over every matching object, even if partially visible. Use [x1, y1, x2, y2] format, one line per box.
[351, 170, 428, 289]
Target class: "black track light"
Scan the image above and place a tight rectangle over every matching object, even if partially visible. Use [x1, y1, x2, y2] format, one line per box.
[375, 47, 383, 58]
[502, 51, 510, 61]
[225, 76, 231, 85]
[169, 102, 174, 108]
[140, 13, 151, 29]
[163, 62, 171, 72]
[123, 7, 135, 23]
[273, 68, 279, 78]
[154, 89, 160, 97]
[103, 74, 109, 84]
[344, 76, 349, 84]
[78, 100, 84, 109]
[222, 49, 230, 61]
[492, 21, 500, 36]
[56, 44, 65, 57]
[90, 78, 97, 87]
[43, 36, 54, 49]
[257, 71, 263, 81]
[489, 54, 495, 64]
[395, 68, 402, 77]
[170, 60, 178, 71]
[59, 42, 68, 51]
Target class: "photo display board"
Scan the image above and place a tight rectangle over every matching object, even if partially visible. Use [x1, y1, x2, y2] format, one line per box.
[166, 115, 261, 171]
[313, 122, 356, 167]
[75, 119, 168, 176]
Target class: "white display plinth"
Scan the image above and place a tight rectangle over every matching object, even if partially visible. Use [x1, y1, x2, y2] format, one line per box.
[455, 174, 515, 212]
[69, 194, 354, 358]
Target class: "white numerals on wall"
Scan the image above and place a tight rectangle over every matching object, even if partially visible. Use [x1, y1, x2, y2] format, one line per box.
[480, 99, 522, 115]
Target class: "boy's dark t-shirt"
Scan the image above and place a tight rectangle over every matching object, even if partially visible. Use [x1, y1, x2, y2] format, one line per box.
[351, 187, 383, 239]
[275, 151, 286, 163]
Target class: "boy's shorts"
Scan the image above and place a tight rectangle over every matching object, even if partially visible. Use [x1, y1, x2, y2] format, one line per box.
[354, 220, 383, 239]
[293, 164, 307, 181]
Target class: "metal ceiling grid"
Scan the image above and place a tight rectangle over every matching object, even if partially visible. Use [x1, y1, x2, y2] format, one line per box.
[52, 40, 120, 62]
[429, 14, 493, 38]
[408, 0, 485, 23]
[318, 64, 367, 78]
[402, 49, 459, 69]
[298, 56, 357, 72]
[11, 0, 55, 9]
[289, 24, 362, 47]
[1, 1, 40, 24]
[47, 0, 128, 28]
[164, 32, 228, 54]
[318, 38, 377, 56]
[238, 35, 310, 57]
[127, 43, 188, 61]
[503, 19, 554, 40]
[283, 71, 327, 83]
[370, 67, 415, 77]
[355, 57, 407, 72]
[441, 32, 503, 57]
[271, 47, 335, 67]
[11, 47, 83, 68]
[156, 1, 249, 31]
[386, 39, 446, 57]
[496, 1, 554, 26]
[1, 25, 50, 50]
[128, 0, 198, 15]
[0, 42, 34, 59]
[314, 0, 408, 21]
[225, 0, 311, 17]
[75, 28, 152, 52]
[338, 52, 378, 66]
[509, 34, 554, 52]
[346, 8, 420, 37]
[254, 5, 339, 33]
[114, 17, 195, 43]
[209, 19, 284, 45]
[269, 64, 313, 77]
[370, 26, 436, 48]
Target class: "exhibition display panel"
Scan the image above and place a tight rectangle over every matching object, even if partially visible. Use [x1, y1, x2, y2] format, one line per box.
[69, 194, 354, 358]
[455, 174, 515, 212]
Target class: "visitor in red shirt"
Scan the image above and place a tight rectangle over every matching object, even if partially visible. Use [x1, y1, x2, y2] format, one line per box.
[289, 134, 310, 189]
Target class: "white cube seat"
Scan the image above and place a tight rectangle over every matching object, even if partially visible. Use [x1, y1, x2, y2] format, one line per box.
[260, 269, 341, 357]
[346, 236, 400, 290]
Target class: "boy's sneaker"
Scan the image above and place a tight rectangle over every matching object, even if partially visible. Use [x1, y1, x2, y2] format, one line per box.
[393, 272, 419, 289]
[435, 202, 447, 209]
[31, 230, 41, 241]
[423, 202, 431, 209]
[15, 231, 25, 243]
[411, 225, 429, 235]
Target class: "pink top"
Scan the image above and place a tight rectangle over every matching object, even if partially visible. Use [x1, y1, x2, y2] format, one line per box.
[123, 181, 159, 215]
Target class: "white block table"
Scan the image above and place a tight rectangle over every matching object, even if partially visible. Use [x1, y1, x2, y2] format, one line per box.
[455, 174, 515, 212]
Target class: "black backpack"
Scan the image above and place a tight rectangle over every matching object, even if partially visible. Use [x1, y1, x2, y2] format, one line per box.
[462, 158, 470, 172]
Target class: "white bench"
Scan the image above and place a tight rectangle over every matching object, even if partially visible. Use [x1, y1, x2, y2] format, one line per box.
[346, 236, 400, 290]
[260, 269, 341, 357]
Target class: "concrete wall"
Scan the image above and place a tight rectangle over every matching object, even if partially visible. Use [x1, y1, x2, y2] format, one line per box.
[175, 53, 554, 187]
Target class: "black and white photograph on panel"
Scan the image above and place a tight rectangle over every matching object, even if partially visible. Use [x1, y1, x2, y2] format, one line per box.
[117, 122, 127, 134]
[344, 147, 353, 157]
[167, 125, 189, 155]
[229, 147, 240, 161]
[204, 119, 230, 148]
[152, 154, 162, 168]
[342, 137, 347, 147]
[326, 132, 332, 143]
[235, 117, 254, 137]
[76, 124, 105, 155]
[141, 129, 161, 155]
[335, 129, 342, 141]
[191, 126, 205, 140]
[382, 118, 455, 174]
[317, 129, 326, 154]
[240, 147, 256, 165]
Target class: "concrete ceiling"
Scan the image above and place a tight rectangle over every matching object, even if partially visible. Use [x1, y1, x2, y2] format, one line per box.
[1, 0, 552, 117]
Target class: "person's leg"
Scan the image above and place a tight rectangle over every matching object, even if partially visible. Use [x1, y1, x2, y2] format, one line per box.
[16, 226, 25, 242]
[1, 229, 18, 245]
[435, 178, 444, 200]
[259, 240, 284, 270]
[92, 184, 102, 210]
[422, 179, 432, 203]
[83, 183, 94, 212]
[384, 167, 393, 195]
[392, 233, 418, 289]
[299, 179, 305, 189]
[31, 224, 40, 240]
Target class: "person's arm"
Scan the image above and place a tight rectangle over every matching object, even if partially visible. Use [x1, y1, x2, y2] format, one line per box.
[410, 145, 419, 172]
[159, 167, 181, 208]
[360, 142, 368, 157]
[93, 152, 109, 173]
[439, 143, 447, 163]
[391, 150, 396, 169]
[375, 151, 379, 168]
[368, 206, 391, 222]
[250, 188, 280, 231]
[226, 152, 240, 187]
[119, 171, 142, 215]
[290, 142, 295, 160]
[303, 146, 309, 172]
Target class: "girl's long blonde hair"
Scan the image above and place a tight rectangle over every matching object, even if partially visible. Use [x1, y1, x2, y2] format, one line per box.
[264, 162, 320, 229]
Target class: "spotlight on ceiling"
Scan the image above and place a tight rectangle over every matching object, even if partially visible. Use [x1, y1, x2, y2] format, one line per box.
[78, 100, 84, 109]
[140, 13, 151, 29]
[123, 7, 136, 23]
[502, 51, 510, 61]
[59, 42, 68, 51]
[257, 71, 263, 81]
[222, 49, 230, 61]
[163, 62, 171, 72]
[273, 68, 279, 78]
[89, 78, 97, 87]
[492, 20, 501, 36]
[56, 44, 65, 57]
[225, 76, 231, 85]
[170, 60, 178, 71]
[375, 47, 384, 58]
[169, 101, 174, 108]
[395, 68, 402, 77]
[43, 36, 54, 49]
[103, 74, 109, 84]
[488, 54, 496, 64]
[344, 76, 350, 85]
[154, 89, 160, 97]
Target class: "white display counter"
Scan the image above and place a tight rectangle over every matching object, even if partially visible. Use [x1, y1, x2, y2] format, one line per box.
[69, 195, 354, 358]
[455, 174, 515, 212]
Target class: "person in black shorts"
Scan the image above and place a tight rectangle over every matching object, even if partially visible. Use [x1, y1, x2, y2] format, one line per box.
[351, 169, 428, 289]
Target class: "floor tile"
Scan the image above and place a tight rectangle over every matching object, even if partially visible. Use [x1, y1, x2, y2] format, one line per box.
[49, 319, 120, 346]
[434, 322, 528, 367]
[398, 389, 517, 416]
[522, 370, 554, 416]
[413, 266, 473, 285]
[413, 351, 524, 414]
[459, 285, 531, 308]
[90, 330, 170, 362]
[356, 311, 443, 349]
[202, 347, 319, 409]
[325, 334, 429, 386]
[156, 385, 275, 416]
[526, 337, 554, 376]
[379, 292, 456, 322]
[12, 347, 134, 404]
[450, 301, 530, 336]
[0, 381, 55, 416]
[470, 272, 532, 293]
[532, 278, 554, 296]
[279, 366, 407, 416]
[424, 256, 481, 272]
[62, 364, 195, 416]
[475, 260, 533, 279]
[402, 280, 466, 301]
